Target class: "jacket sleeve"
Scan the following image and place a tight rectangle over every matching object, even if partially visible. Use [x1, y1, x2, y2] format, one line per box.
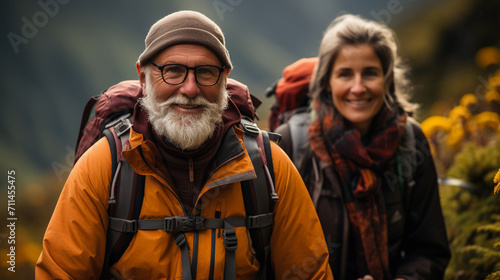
[394, 126, 451, 280]
[269, 142, 334, 280]
[35, 138, 112, 280]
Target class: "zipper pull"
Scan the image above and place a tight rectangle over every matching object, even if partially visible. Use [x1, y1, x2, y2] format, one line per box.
[189, 157, 194, 183]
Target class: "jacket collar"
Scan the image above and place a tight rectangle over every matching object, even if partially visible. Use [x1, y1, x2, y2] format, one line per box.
[123, 125, 256, 188]
[213, 127, 244, 169]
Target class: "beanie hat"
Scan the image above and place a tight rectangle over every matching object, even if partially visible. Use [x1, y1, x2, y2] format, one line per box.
[138, 10, 232, 69]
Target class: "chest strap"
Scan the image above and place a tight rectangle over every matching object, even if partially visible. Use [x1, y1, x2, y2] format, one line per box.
[108, 214, 273, 280]
[108, 213, 274, 234]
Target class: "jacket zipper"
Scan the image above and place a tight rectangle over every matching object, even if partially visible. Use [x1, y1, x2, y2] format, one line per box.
[208, 210, 221, 280]
[137, 146, 188, 216]
[189, 157, 194, 183]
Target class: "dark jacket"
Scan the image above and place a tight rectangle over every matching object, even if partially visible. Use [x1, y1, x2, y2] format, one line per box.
[276, 119, 450, 280]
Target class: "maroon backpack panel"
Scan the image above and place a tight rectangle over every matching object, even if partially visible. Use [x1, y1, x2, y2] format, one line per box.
[74, 80, 142, 164]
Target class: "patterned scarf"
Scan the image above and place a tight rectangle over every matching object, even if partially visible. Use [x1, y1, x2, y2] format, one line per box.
[309, 106, 406, 280]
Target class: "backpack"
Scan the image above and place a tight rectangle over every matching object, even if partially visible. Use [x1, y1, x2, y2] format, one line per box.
[74, 79, 280, 280]
[266, 57, 318, 132]
[266, 58, 317, 163]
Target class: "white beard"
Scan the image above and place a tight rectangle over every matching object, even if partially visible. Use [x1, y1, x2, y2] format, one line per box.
[140, 76, 229, 151]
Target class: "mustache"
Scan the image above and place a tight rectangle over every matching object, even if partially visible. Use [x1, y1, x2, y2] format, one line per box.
[156, 94, 214, 109]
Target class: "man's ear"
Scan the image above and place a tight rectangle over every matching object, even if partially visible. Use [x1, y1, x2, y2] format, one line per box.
[222, 69, 231, 85]
[137, 62, 146, 91]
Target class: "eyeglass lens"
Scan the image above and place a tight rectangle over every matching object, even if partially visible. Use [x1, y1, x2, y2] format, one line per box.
[162, 64, 221, 86]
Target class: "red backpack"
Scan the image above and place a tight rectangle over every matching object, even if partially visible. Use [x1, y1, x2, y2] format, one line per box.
[74, 79, 279, 280]
[266, 57, 318, 132]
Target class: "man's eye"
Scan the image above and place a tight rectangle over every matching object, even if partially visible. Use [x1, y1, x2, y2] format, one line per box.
[198, 67, 217, 76]
[164, 66, 184, 74]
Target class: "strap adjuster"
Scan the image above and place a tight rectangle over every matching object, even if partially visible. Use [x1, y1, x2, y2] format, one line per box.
[223, 226, 238, 252]
[164, 216, 205, 232]
[104, 113, 132, 136]
[241, 117, 260, 137]
[114, 118, 132, 137]
[122, 220, 137, 233]
[247, 213, 274, 229]
[109, 218, 137, 233]
[174, 233, 187, 247]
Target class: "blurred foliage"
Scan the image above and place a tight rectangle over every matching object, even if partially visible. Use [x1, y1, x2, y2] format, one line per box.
[422, 68, 500, 174]
[423, 46, 500, 279]
[396, 0, 500, 120]
[0, 174, 63, 279]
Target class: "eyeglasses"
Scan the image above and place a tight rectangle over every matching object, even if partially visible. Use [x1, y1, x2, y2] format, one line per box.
[150, 62, 224, 86]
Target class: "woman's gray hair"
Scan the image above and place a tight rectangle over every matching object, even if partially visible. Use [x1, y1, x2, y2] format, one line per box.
[310, 14, 418, 121]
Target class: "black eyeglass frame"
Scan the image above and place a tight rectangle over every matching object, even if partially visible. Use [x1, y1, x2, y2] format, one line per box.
[150, 61, 224, 86]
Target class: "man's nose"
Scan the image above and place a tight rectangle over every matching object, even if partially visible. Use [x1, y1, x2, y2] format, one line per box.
[180, 71, 200, 98]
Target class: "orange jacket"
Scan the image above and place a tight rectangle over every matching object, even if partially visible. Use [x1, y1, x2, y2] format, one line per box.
[36, 126, 333, 279]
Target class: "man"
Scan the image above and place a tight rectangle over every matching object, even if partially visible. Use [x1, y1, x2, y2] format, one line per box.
[36, 10, 333, 279]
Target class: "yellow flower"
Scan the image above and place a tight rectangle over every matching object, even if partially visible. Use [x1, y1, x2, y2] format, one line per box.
[459, 93, 478, 108]
[446, 122, 465, 150]
[494, 168, 500, 194]
[448, 105, 472, 124]
[475, 46, 500, 69]
[485, 90, 500, 103]
[421, 116, 451, 138]
[474, 111, 500, 132]
[489, 75, 500, 92]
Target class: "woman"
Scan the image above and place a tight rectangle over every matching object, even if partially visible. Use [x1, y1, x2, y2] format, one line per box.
[275, 14, 450, 280]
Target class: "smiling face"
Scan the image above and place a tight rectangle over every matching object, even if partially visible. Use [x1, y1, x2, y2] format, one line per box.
[328, 44, 387, 136]
[138, 44, 229, 150]
[141, 44, 227, 109]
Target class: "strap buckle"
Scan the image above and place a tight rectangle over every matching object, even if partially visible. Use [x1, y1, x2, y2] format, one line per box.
[122, 220, 138, 233]
[174, 233, 187, 247]
[105, 113, 132, 137]
[223, 225, 238, 252]
[241, 117, 260, 137]
[114, 117, 132, 137]
[164, 216, 205, 232]
[247, 213, 274, 229]
[109, 218, 137, 233]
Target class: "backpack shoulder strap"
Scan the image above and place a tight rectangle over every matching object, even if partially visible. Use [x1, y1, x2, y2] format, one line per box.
[287, 109, 311, 163]
[240, 117, 278, 279]
[100, 115, 145, 280]
[396, 118, 418, 209]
